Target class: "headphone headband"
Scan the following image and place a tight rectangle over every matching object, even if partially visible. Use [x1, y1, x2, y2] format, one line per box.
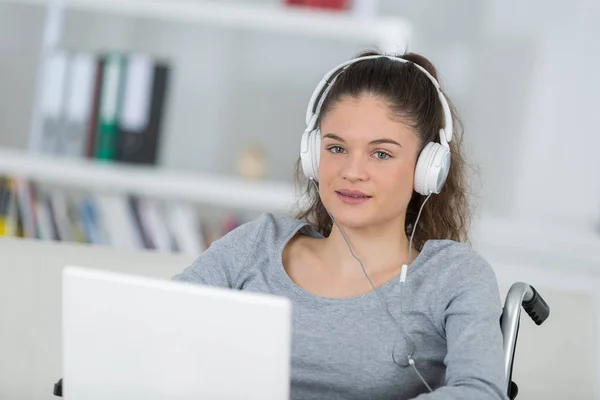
[304, 55, 453, 145]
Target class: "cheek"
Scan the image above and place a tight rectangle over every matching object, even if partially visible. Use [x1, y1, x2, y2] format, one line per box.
[317, 153, 337, 180]
[378, 161, 416, 197]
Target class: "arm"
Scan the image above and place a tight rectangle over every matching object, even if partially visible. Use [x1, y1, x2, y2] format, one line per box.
[171, 215, 263, 288]
[412, 257, 508, 400]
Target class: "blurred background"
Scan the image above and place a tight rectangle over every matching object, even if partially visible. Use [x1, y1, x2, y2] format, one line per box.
[0, 0, 599, 252]
[0, 1, 599, 399]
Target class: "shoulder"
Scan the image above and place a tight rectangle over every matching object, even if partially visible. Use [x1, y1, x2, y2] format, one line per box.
[418, 239, 501, 303]
[421, 239, 496, 280]
[213, 212, 319, 256]
[225, 212, 315, 243]
[172, 213, 316, 287]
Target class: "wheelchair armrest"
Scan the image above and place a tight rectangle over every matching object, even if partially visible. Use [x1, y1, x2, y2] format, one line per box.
[500, 282, 550, 394]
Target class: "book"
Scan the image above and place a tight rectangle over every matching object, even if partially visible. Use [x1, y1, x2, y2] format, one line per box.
[79, 195, 105, 245]
[164, 202, 206, 256]
[85, 55, 106, 158]
[95, 53, 127, 161]
[94, 192, 142, 249]
[31, 184, 55, 241]
[284, 0, 349, 9]
[137, 198, 173, 253]
[117, 55, 170, 165]
[12, 178, 38, 239]
[61, 51, 97, 157]
[0, 178, 9, 236]
[38, 50, 69, 154]
[128, 195, 154, 249]
[48, 188, 73, 242]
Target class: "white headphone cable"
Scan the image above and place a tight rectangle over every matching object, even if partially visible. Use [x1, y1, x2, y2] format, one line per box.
[309, 178, 398, 326]
[396, 193, 433, 392]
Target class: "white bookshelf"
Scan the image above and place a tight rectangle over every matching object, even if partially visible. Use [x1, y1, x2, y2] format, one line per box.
[7, 0, 412, 53]
[0, 147, 297, 213]
[0, 0, 413, 216]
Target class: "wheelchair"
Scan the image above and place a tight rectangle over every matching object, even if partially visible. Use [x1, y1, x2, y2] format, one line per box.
[53, 282, 549, 399]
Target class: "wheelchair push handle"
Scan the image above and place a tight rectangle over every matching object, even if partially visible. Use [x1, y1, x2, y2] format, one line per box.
[522, 285, 549, 325]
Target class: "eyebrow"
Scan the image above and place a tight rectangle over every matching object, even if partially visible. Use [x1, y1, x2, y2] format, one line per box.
[322, 133, 402, 148]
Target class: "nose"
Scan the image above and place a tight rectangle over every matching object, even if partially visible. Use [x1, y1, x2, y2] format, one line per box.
[340, 153, 368, 182]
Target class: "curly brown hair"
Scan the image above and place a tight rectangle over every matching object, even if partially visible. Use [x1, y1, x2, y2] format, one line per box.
[294, 50, 472, 251]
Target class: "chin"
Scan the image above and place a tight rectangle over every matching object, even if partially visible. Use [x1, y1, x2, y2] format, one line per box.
[339, 208, 410, 234]
[325, 200, 380, 230]
[333, 212, 373, 230]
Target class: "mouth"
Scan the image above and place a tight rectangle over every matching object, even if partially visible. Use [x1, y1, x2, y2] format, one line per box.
[335, 190, 372, 204]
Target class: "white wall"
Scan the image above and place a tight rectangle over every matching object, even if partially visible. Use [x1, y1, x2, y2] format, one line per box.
[511, 0, 600, 228]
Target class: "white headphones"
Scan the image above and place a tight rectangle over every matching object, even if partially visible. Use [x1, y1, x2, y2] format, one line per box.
[300, 55, 453, 196]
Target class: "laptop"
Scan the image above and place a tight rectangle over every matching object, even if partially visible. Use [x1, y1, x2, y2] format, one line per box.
[62, 265, 292, 400]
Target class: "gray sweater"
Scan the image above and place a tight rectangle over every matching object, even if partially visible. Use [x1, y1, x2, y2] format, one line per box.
[172, 213, 508, 400]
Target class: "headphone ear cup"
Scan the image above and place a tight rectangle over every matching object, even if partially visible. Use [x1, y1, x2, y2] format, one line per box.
[300, 128, 321, 181]
[313, 129, 321, 180]
[414, 142, 451, 195]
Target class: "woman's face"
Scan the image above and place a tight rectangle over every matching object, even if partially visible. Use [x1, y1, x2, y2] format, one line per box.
[318, 94, 421, 231]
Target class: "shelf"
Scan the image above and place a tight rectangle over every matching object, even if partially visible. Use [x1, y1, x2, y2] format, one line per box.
[7, 0, 412, 53]
[0, 147, 296, 214]
[2, 147, 598, 284]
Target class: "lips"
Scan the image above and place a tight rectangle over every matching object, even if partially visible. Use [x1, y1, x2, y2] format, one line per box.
[336, 189, 371, 198]
[336, 189, 372, 205]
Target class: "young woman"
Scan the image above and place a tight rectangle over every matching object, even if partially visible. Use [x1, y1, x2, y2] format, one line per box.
[173, 50, 508, 400]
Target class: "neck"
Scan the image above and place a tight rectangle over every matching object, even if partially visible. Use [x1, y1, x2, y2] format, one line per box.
[322, 216, 414, 277]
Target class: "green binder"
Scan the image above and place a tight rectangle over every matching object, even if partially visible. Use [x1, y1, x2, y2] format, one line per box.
[95, 53, 127, 161]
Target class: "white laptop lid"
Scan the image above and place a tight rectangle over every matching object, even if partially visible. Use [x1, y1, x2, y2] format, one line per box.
[62, 265, 292, 400]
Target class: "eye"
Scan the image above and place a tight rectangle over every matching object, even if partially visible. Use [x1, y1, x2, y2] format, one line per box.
[326, 145, 345, 154]
[373, 151, 392, 160]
